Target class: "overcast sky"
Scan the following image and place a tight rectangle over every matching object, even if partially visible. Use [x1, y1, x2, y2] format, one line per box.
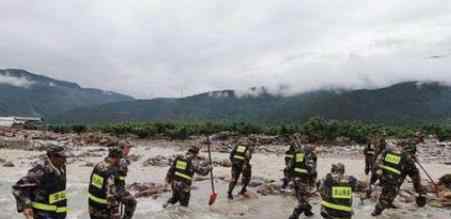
[1, 0, 450, 98]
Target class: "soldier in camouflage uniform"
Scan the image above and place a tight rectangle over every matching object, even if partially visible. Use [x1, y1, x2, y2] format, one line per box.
[287, 145, 317, 219]
[227, 138, 255, 200]
[12, 145, 68, 219]
[115, 140, 137, 219]
[370, 140, 426, 216]
[164, 146, 211, 207]
[282, 138, 298, 190]
[364, 133, 387, 175]
[88, 147, 123, 219]
[318, 163, 361, 219]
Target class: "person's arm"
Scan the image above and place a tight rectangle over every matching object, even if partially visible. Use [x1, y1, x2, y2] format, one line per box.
[105, 174, 119, 210]
[12, 165, 45, 217]
[165, 159, 176, 184]
[370, 154, 383, 185]
[193, 160, 212, 176]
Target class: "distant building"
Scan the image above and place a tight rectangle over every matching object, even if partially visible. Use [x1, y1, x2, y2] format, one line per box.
[0, 116, 44, 129]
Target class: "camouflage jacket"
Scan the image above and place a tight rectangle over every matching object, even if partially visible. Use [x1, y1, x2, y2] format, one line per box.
[287, 149, 318, 178]
[166, 154, 210, 184]
[372, 147, 418, 185]
[90, 159, 120, 212]
[319, 173, 359, 200]
[12, 158, 66, 212]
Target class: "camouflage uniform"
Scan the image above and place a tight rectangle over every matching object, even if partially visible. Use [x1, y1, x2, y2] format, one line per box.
[282, 144, 297, 189]
[363, 142, 376, 175]
[88, 158, 122, 219]
[227, 142, 254, 199]
[115, 157, 137, 219]
[12, 158, 67, 219]
[287, 146, 317, 219]
[165, 152, 210, 207]
[319, 164, 359, 219]
[370, 144, 425, 216]
[364, 136, 387, 175]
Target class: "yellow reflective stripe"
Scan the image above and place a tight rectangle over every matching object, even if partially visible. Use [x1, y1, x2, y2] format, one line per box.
[56, 207, 68, 213]
[285, 154, 294, 158]
[118, 176, 126, 181]
[32, 202, 68, 213]
[88, 193, 108, 205]
[294, 168, 308, 173]
[49, 191, 66, 204]
[176, 160, 188, 170]
[91, 174, 104, 189]
[175, 172, 192, 181]
[233, 155, 246, 160]
[321, 201, 352, 212]
[332, 186, 352, 199]
[295, 153, 305, 162]
[236, 146, 247, 153]
[379, 165, 401, 175]
[385, 153, 401, 164]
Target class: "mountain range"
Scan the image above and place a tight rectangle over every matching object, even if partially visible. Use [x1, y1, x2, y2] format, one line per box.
[2, 69, 451, 125]
[0, 69, 133, 118]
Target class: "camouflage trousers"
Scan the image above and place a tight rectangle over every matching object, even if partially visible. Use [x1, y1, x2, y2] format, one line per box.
[289, 178, 314, 219]
[228, 162, 252, 194]
[364, 155, 375, 175]
[375, 183, 400, 212]
[33, 211, 66, 219]
[167, 181, 191, 207]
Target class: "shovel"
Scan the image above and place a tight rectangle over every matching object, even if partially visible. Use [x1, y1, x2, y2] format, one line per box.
[207, 136, 218, 206]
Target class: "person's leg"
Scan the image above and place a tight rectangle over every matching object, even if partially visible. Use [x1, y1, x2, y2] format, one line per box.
[282, 167, 290, 189]
[164, 183, 180, 207]
[179, 191, 191, 207]
[240, 164, 252, 195]
[228, 163, 243, 199]
[372, 184, 399, 216]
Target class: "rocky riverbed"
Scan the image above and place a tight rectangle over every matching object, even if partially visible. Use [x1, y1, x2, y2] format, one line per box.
[0, 129, 450, 219]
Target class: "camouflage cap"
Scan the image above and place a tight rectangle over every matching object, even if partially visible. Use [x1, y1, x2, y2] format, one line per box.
[46, 145, 67, 157]
[108, 146, 123, 158]
[331, 163, 345, 174]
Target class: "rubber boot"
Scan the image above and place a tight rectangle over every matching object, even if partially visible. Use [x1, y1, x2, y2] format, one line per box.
[371, 205, 384, 216]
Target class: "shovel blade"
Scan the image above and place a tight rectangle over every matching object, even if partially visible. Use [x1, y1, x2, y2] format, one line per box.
[208, 192, 218, 206]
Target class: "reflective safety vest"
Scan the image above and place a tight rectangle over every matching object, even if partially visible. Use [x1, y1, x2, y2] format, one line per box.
[173, 157, 194, 185]
[321, 177, 353, 217]
[379, 152, 402, 176]
[32, 165, 67, 216]
[291, 151, 309, 177]
[231, 145, 249, 163]
[88, 162, 116, 209]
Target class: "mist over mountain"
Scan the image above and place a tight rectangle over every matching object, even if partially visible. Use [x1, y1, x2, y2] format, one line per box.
[54, 81, 451, 124]
[0, 69, 134, 117]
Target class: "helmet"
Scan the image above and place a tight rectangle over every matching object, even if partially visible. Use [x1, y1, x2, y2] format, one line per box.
[331, 163, 345, 175]
[108, 147, 123, 158]
[47, 145, 67, 157]
[188, 146, 200, 154]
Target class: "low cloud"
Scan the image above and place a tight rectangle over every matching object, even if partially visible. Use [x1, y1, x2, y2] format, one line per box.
[0, 1, 450, 98]
[0, 73, 34, 88]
